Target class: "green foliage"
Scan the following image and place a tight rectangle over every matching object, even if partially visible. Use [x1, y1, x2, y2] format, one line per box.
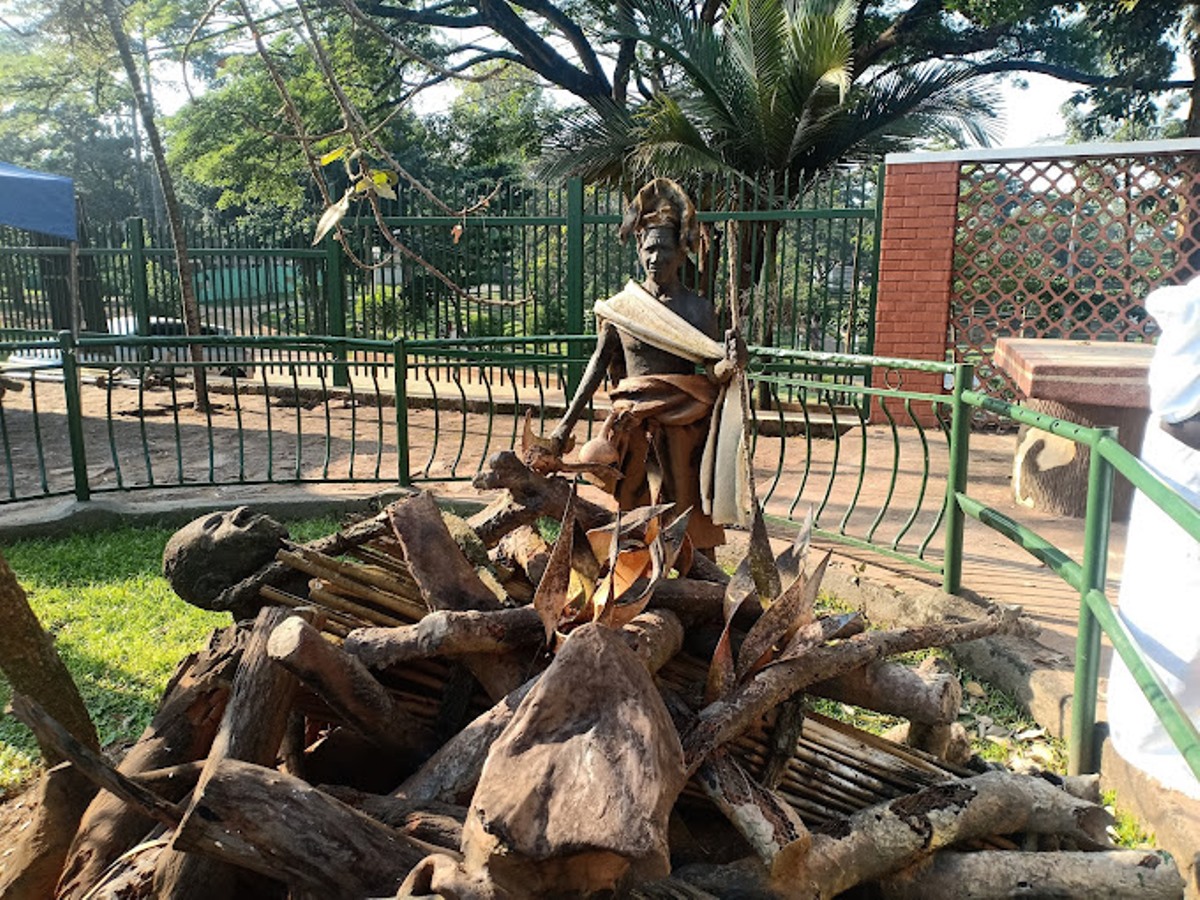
[0, 26, 143, 221]
[353, 286, 405, 337]
[0, 515, 339, 797]
[168, 20, 440, 219]
[425, 66, 565, 173]
[541, 0, 999, 190]
[1102, 788, 1156, 849]
[0, 527, 224, 796]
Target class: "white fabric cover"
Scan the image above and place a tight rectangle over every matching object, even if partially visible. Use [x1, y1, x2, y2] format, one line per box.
[1146, 275, 1200, 424]
[1106, 276, 1200, 798]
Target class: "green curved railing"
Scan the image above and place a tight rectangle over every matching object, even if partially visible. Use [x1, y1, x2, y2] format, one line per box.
[955, 389, 1200, 781]
[1, 332, 1197, 782]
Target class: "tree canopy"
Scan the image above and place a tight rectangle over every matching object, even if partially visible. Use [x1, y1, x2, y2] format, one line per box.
[347, 0, 1199, 136]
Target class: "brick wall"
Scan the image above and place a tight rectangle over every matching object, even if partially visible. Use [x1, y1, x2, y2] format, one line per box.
[871, 160, 960, 425]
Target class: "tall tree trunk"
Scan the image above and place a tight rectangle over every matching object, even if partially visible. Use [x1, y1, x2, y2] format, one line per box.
[100, 0, 209, 411]
[1188, 4, 1200, 137]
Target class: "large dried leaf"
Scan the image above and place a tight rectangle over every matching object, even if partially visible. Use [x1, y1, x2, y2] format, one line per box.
[736, 550, 832, 680]
[598, 509, 693, 630]
[590, 508, 625, 624]
[707, 547, 757, 702]
[532, 485, 578, 642]
[723, 549, 758, 620]
[774, 507, 813, 587]
[705, 609, 747, 703]
[311, 190, 351, 246]
[593, 547, 652, 620]
[746, 502, 781, 603]
[585, 503, 673, 563]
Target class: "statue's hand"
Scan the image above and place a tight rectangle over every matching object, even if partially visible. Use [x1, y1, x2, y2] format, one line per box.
[521, 413, 573, 475]
[711, 328, 748, 383]
[725, 328, 748, 368]
[546, 428, 572, 458]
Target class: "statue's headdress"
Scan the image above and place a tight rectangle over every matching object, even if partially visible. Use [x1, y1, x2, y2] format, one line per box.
[618, 178, 699, 256]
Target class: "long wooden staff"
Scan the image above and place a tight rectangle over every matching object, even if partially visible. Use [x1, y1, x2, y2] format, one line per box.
[726, 220, 781, 601]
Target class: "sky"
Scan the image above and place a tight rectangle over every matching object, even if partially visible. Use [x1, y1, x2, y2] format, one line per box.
[993, 74, 1077, 148]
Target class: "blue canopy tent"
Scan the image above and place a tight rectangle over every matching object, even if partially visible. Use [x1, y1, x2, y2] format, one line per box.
[0, 162, 77, 241]
[0, 162, 80, 334]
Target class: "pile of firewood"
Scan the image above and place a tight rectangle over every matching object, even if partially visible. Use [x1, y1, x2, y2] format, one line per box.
[6, 450, 1186, 899]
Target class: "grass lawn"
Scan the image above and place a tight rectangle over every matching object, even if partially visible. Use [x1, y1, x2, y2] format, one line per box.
[0, 516, 339, 797]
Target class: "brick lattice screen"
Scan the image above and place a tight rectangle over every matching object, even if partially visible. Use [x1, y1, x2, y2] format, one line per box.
[952, 151, 1200, 408]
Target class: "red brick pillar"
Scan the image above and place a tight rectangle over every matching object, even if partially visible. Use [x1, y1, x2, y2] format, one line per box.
[871, 160, 960, 425]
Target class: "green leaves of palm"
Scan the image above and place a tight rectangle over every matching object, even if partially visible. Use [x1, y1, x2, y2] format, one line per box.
[541, 0, 996, 187]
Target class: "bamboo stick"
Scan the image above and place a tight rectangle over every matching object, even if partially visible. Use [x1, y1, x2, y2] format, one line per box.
[294, 546, 425, 612]
[259, 586, 357, 636]
[278, 550, 426, 622]
[306, 585, 403, 627]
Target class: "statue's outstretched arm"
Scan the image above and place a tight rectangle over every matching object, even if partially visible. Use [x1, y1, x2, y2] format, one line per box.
[549, 321, 620, 453]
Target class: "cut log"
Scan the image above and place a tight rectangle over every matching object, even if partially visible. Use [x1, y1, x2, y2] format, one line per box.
[317, 786, 466, 849]
[636, 858, 774, 899]
[461, 623, 686, 896]
[681, 608, 1020, 774]
[267, 615, 438, 760]
[7, 697, 431, 899]
[878, 849, 1184, 899]
[344, 606, 547, 668]
[388, 492, 527, 700]
[0, 550, 97, 758]
[156, 606, 302, 900]
[56, 625, 245, 900]
[396, 611, 684, 806]
[171, 759, 434, 897]
[390, 492, 505, 613]
[0, 764, 96, 900]
[470, 451, 615, 541]
[695, 748, 810, 866]
[809, 660, 962, 726]
[78, 837, 167, 900]
[493, 524, 552, 584]
[339, 579, 724, 675]
[648, 578, 729, 626]
[772, 770, 1114, 898]
[397, 853, 509, 900]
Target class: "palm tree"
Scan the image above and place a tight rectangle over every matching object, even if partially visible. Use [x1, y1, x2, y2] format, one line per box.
[541, 0, 997, 341]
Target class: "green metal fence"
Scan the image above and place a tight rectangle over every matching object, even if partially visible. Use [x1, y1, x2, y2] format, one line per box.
[1, 330, 1197, 786]
[0, 171, 881, 362]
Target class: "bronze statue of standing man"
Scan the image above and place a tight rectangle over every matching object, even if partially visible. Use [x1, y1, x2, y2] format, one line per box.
[545, 179, 749, 556]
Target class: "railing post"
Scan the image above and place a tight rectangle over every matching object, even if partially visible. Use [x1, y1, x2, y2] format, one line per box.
[863, 163, 885, 357]
[565, 177, 585, 397]
[59, 330, 90, 502]
[941, 362, 972, 594]
[325, 234, 348, 387]
[394, 337, 410, 487]
[1070, 427, 1116, 775]
[125, 218, 150, 363]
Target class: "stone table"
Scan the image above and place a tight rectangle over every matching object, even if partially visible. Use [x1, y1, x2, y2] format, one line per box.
[992, 337, 1154, 519]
